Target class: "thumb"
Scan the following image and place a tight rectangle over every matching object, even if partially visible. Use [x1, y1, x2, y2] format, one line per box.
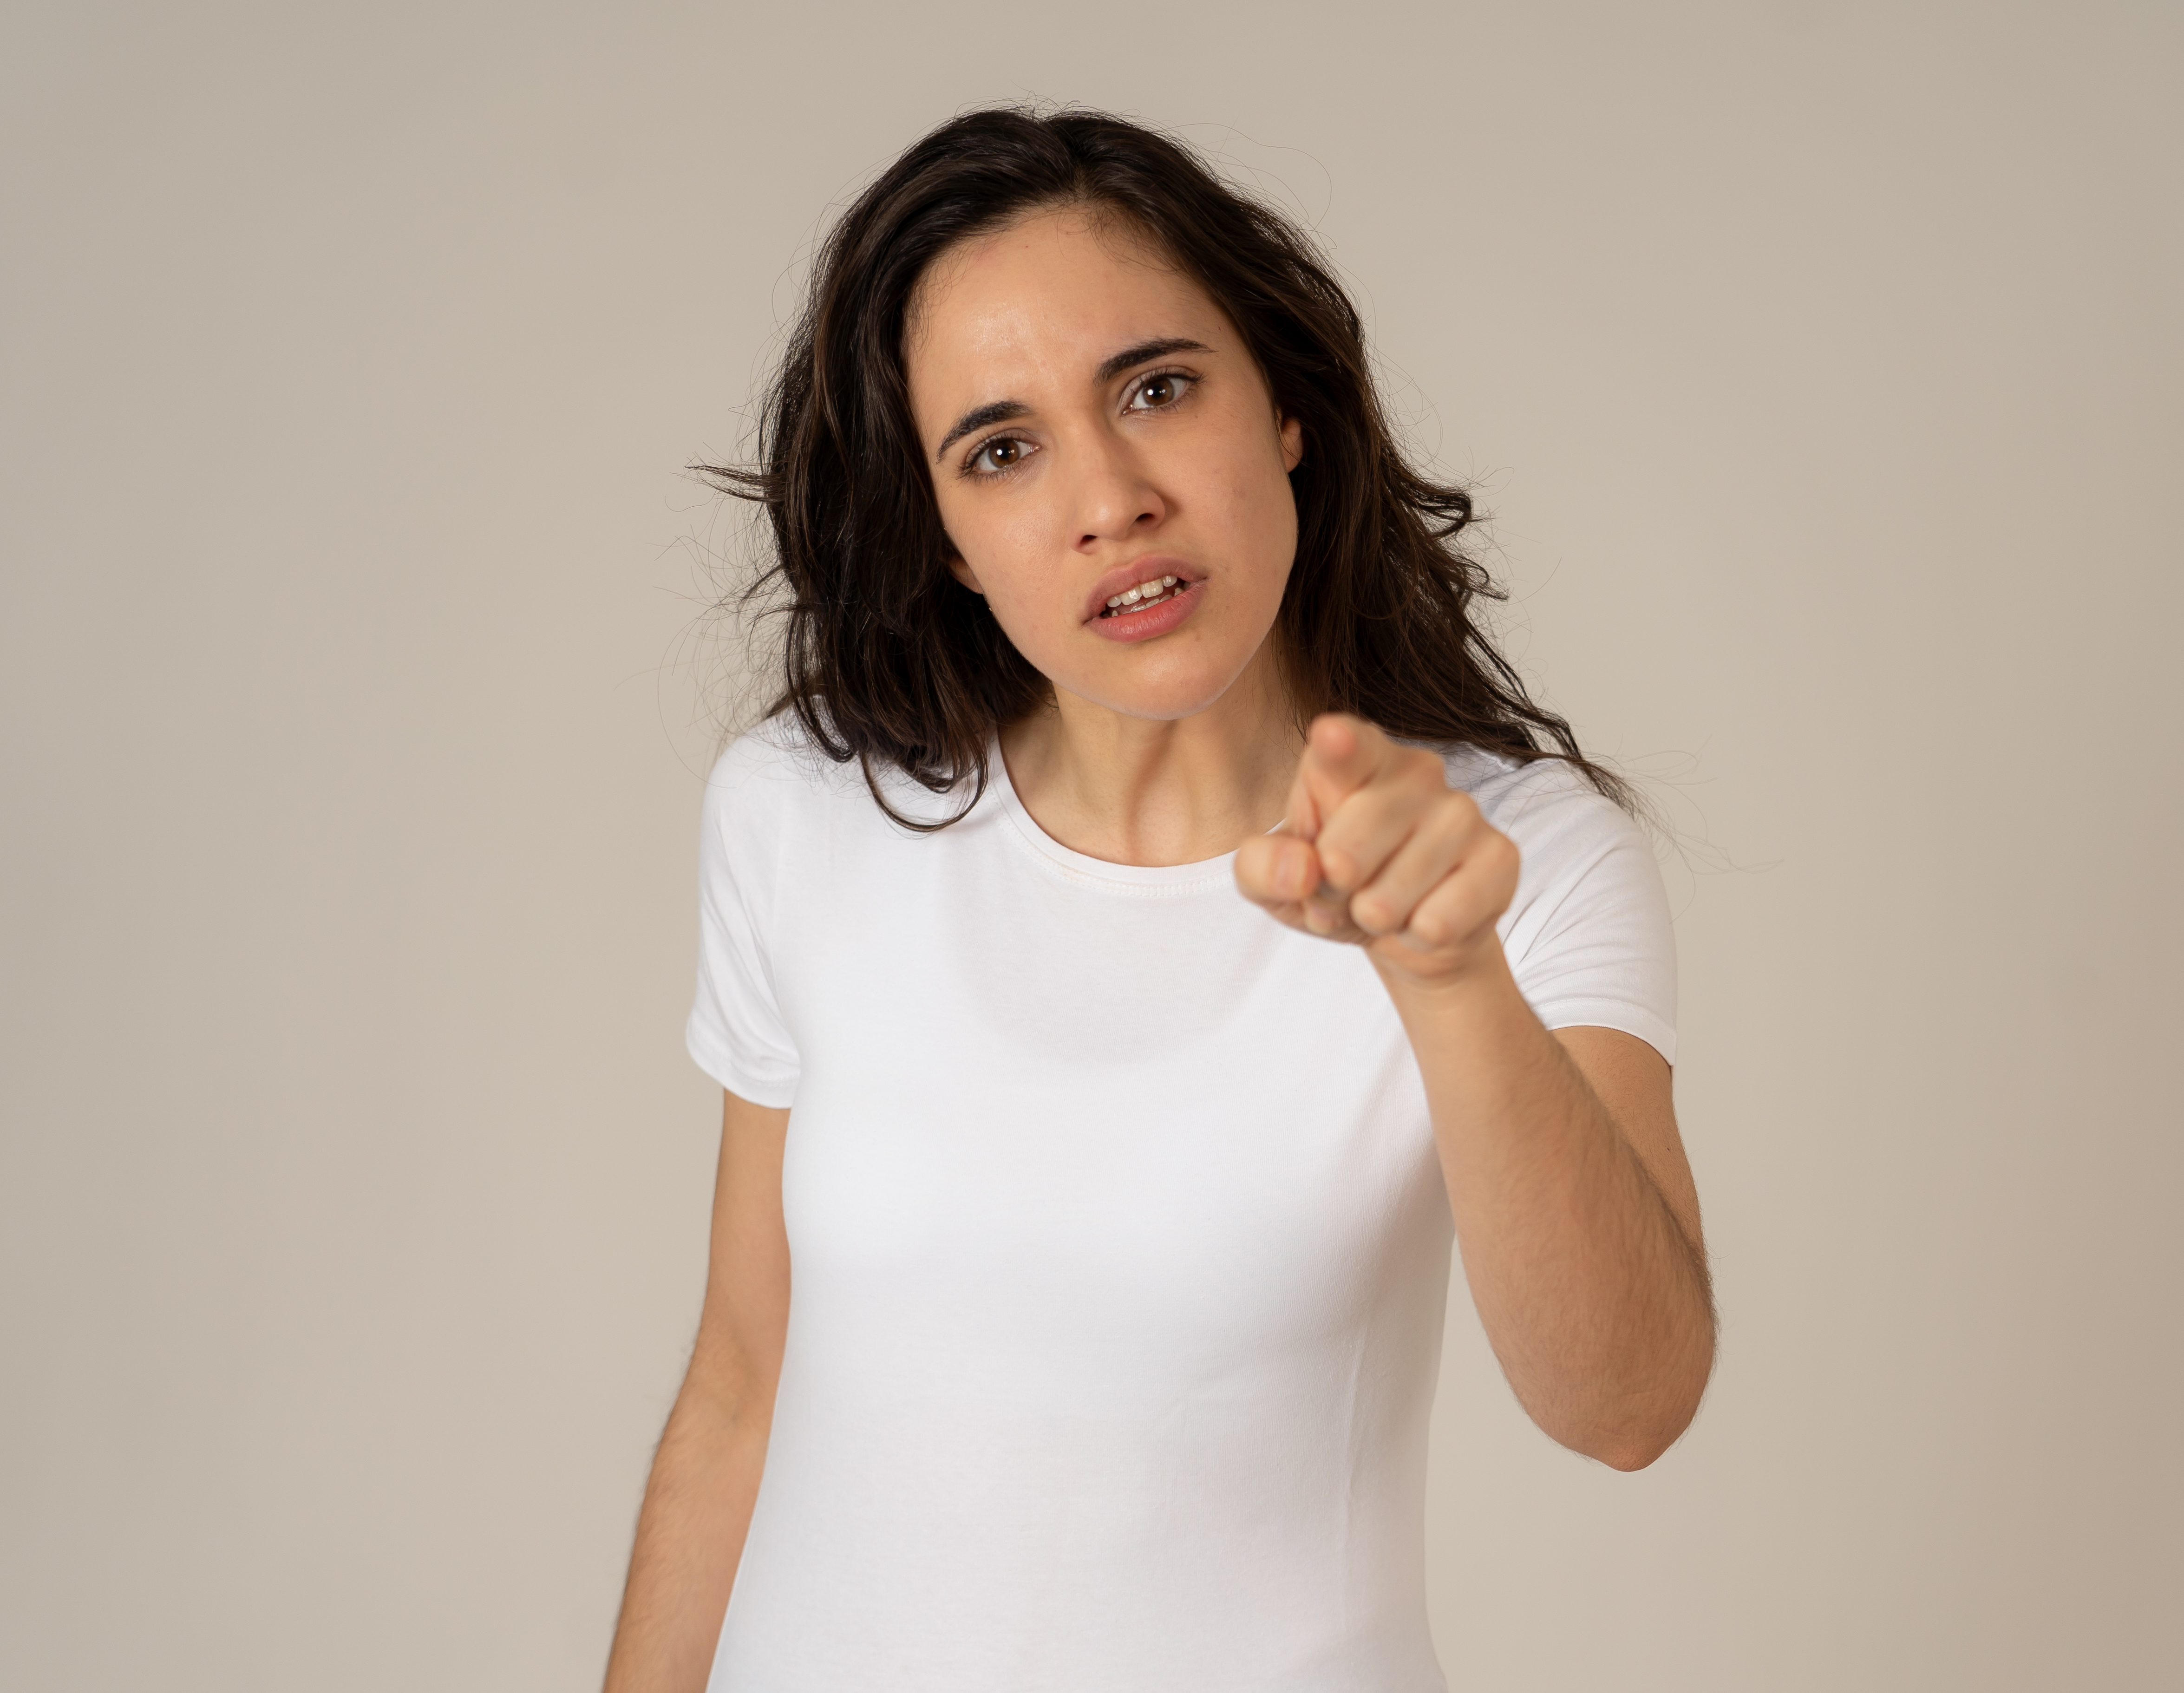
[1235, 830, 1322, 909]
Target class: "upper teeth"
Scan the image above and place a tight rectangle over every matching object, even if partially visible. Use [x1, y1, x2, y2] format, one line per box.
[1106, 575, 1179, 608]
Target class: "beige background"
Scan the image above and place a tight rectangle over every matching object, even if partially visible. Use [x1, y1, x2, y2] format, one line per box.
[4, 1, 2178, 1687]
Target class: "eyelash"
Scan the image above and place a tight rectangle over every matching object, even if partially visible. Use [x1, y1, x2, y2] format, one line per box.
[959, 368, 1200, 479]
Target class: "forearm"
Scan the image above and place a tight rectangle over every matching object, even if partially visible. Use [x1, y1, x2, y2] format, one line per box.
[603, 1367, 773, 1693]
[1384, 944, 1714, 1468]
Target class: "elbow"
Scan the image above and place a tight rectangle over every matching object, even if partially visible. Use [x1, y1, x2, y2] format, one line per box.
[1542, 1398, 1693, 1471]
[1592, 1429, 1679, 1472]
[1576, 1401, 1696, 1471]
[1573, 1341, 1715, 1472]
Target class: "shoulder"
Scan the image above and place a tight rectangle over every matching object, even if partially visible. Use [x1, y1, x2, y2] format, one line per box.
[695, 713, 862, 880]
[1433, 743, 1646, 870]
[704, 709, 858, 807]
[700, 708, 987, 841]
[1435, 743, 1677, 1056]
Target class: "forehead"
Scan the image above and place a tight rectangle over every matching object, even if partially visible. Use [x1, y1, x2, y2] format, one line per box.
[904, 207, 1224, 409]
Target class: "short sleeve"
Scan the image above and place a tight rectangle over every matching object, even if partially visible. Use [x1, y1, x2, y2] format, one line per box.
[684, 739, 802, 1107]
[1458, 754, 1679, 1065]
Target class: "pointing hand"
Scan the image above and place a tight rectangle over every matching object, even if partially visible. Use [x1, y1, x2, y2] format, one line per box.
[1234, 714, 1520, 988]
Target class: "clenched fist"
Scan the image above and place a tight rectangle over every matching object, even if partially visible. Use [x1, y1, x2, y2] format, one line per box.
[1234, 714, 1519, 989]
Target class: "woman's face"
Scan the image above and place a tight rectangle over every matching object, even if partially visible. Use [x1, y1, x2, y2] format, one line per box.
[904, 206, 1304, 723]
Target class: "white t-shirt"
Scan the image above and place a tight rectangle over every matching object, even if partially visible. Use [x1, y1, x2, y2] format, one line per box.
[685, 716, 1675, 1692]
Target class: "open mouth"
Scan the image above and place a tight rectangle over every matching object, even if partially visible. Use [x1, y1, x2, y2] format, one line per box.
[1096, 574, 1186, 619]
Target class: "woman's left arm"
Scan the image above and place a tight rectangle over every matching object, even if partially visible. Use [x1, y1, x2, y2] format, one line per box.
[1235, 716, 1714, 1470]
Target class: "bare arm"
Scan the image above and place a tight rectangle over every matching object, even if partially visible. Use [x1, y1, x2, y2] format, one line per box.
[1236, 716, 1714, 1469]
[1388, 973, 1712, 1468]
[604, 1090, 791, 1692]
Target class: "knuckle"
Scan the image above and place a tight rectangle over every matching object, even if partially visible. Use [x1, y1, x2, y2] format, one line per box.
[1431, 794, 1473, 837]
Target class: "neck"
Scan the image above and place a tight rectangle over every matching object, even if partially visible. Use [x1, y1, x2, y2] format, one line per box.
[999, 641, 1305, 867]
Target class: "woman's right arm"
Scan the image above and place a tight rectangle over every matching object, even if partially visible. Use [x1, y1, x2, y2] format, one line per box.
[603, 1089, 791, 1693]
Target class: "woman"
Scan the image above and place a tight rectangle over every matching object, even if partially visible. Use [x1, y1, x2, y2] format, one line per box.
[606, 107, 1713, 1692]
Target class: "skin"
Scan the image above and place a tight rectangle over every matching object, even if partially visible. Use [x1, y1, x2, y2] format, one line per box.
[605, 1088, 786, 1693]
[911, 205, 1311, 866]
[604, 205, 1714, 1692]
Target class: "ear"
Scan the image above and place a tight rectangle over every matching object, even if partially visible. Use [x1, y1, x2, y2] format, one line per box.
[1279, 412, 1304, 473]
[945, 550, 985, 595]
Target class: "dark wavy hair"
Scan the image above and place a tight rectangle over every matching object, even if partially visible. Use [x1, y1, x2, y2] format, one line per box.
[703, 105, 1628, 826]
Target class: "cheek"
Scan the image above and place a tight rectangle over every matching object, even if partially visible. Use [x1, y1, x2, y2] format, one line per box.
[985, 511, 1073, 621]
[938, 484, 1026, 580]
[940, 491, 1072, 637]
[1207, 440, 1299, 589]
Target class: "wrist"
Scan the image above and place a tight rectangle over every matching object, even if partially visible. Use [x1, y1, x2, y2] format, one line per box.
[1370, 932, 1522, 1018]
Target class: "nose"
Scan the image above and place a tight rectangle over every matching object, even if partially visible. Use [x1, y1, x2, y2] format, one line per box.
[1071, 434, 1164, 552]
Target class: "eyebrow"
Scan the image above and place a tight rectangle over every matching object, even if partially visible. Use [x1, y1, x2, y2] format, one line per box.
[934, 399, 1030, 462]
[932, 337, 1214, 461]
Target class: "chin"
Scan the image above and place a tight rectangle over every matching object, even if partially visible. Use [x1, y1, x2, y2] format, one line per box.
[1075, 661, 1255, 723]
[1016, 611, 1280, 725]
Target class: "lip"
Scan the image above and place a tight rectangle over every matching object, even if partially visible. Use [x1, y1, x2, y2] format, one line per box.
[1087, 576, 1202, 644]
[1080, 556, 1203, 625]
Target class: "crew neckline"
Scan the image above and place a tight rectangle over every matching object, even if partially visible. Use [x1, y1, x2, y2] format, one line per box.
[986, 737, 1273, 891]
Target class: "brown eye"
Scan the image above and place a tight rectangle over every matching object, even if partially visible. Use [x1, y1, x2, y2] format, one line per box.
[970, 436, 1025, 475]
[1126, 372, 1193, 412]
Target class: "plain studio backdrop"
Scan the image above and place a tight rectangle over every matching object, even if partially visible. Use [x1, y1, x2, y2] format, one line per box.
[3, 2, 2178, 1687]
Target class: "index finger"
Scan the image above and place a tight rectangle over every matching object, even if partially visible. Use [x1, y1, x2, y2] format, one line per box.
[1295, 714, 1394, 830]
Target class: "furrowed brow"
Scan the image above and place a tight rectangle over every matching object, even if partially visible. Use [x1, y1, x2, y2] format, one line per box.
[935, 400, 1031, 462]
